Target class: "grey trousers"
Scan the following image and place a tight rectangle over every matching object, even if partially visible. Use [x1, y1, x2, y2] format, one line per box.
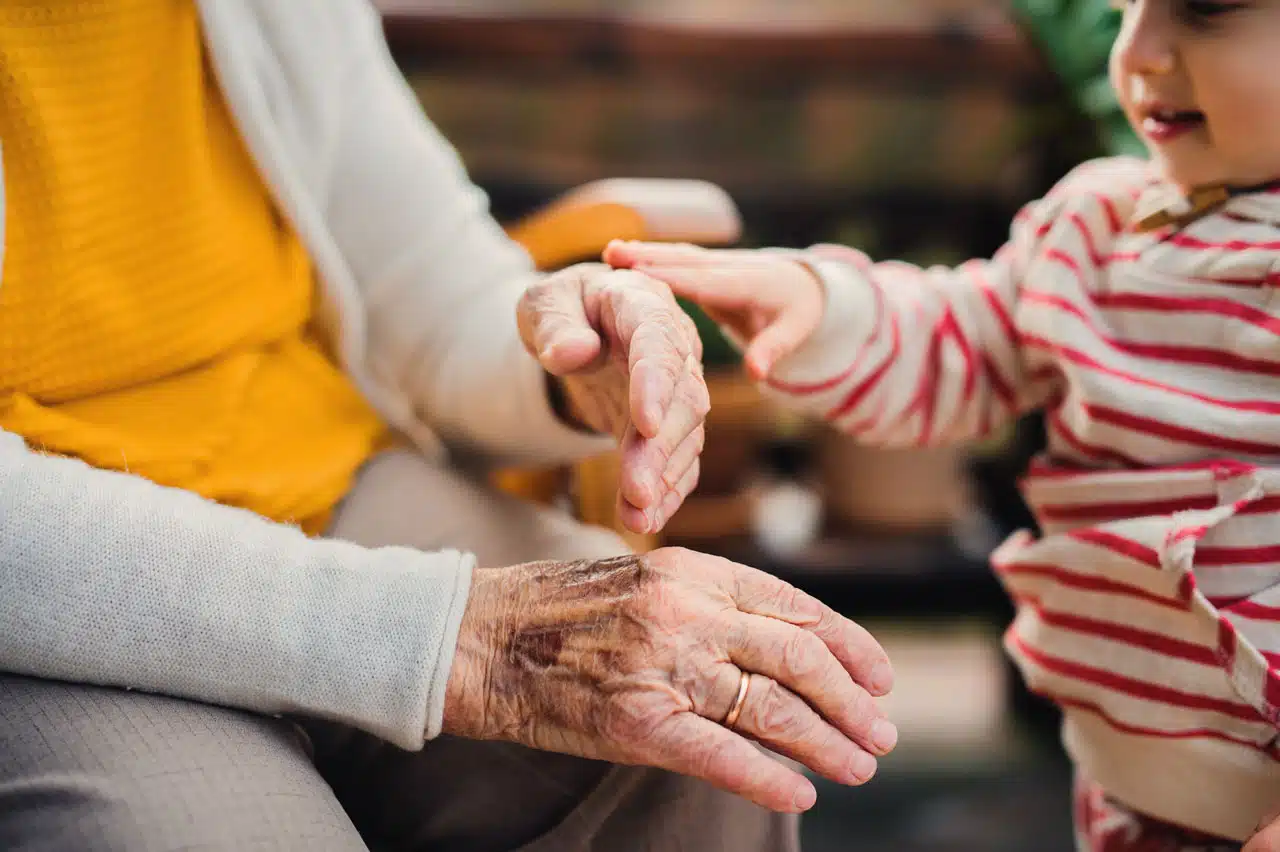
[0, 450, 798, 851]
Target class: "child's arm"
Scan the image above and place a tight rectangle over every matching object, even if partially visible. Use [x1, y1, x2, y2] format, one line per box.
[607, 195, 1070, 449]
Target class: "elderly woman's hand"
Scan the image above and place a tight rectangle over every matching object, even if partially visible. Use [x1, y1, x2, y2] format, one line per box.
[517, 264, 708, 535]
[442, 547, 897, 813]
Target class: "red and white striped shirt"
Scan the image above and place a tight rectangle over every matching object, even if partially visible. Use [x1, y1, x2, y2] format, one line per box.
[768, 157, 1280, 842]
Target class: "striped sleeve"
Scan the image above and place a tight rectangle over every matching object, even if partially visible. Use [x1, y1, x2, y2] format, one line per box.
[762, 160, 1146, 448]
[762, 225, 1045, 448]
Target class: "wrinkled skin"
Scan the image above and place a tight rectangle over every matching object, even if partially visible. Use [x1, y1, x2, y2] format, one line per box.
[517, 264, 708, 535]
[443, 547, 898, 814]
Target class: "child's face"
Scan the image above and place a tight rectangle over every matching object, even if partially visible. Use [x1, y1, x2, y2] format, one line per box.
[1110, 0, 1280, 191]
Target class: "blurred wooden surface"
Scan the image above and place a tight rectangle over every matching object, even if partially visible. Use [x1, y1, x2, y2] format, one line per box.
[371, 0, 1059, 258]
[373, 0, 1041, 81]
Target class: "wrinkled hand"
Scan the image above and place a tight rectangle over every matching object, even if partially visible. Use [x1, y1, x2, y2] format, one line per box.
[1246, 808, 1280, 851]
[604, 240, 828, 381]
[517, 264, 708, 534]
[442, 547, 898, 813]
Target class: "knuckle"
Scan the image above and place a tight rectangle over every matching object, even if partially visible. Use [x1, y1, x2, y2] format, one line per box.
[652, 356, 685, 389]
[600, 693, 660, 745]
[525, 277, 557, 302]
[690, 381, 712, 419]
[779, 583, 810, 615]
[845, 687, 878, 731]
[660, 464, 681, 492]
[813, 605, 844, 640]
[756, 680, 804, 737]
[698, 733, 742, 780]
[779, 631, 824, 683]
[610, 268, 659, 294]
[784, 585, 826, 623]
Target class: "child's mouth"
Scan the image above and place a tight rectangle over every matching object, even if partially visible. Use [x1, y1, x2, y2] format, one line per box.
[1141, 107, 1206, 143]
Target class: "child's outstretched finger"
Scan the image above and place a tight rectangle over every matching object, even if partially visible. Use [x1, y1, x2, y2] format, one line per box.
[605, 240, 703, 269]
[606, 240, 757, 270]
[634, 265, 759, 311]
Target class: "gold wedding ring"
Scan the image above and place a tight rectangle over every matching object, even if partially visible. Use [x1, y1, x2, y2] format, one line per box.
[722, 670, 751, 730]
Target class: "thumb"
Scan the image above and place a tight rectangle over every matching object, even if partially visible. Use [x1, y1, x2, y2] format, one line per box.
[540, 326, 601, 376]
[742, 300, 824, 380]
[603, 239, 637, 269]
[605, 240, 709, 271]
[518, 280, 604, 376]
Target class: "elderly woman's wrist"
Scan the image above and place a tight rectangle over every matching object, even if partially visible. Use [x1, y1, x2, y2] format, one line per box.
[545, 373, 599, 434]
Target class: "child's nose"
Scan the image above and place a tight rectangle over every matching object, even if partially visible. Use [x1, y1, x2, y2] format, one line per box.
[1112, 1, 1177, 78]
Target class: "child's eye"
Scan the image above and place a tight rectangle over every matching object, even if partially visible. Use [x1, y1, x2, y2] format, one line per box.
[1107, 0, 1245, 19]
[1178, 0, 1249, 27]
[1182, 0, 1240, 16]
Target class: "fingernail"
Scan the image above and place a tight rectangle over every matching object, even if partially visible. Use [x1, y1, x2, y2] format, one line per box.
[792, 784, 817, 811]
[850, 752, 878, 784]
[870, 661, 894, 696]
[649, 509, 664, 532]
[870, 720, 898, 754]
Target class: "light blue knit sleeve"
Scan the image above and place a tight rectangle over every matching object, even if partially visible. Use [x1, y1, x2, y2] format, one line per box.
[0, 430, 472, 749]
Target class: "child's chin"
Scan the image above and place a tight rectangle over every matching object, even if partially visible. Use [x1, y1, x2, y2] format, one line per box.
[1149, 159, 1203, 195]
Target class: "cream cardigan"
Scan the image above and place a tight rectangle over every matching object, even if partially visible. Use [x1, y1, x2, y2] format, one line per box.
[0, 0, 610, 750]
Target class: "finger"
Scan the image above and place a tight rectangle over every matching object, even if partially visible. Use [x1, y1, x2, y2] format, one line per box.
[617, 495, 649, 537]
[730, 565, 894, 696]
[677, 308, 704, 362]
[647, 713, 817, 813]
[614, 425, 654, 535]
[619, 419, 703, 514]
[729, 612, 895, 757]
[809, 243, 870, 267]
[728, 674, 879, 787]
[635, 266, 766, 313]
[620, 359, 708, 512]
[605, 240, 722, 270]
[743, 294, 825, 380]
[603, 274, 692, 438]
[655, 457, 701, 532]
[658, 425, 704, 503]
[517, 274, 603, 375]
[617, 458, 700, 535]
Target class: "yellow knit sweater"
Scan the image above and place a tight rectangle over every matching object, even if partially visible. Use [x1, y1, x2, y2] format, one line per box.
[0, 1, 387, 533]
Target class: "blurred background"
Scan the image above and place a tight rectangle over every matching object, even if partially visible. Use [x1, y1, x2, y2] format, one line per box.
[373, 2, 1137, 849]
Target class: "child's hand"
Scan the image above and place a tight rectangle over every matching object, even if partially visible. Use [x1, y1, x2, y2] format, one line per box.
[604, 240, 825, 380]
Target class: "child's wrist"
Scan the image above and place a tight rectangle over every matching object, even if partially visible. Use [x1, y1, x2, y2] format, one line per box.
[766, 253, 879, 385]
